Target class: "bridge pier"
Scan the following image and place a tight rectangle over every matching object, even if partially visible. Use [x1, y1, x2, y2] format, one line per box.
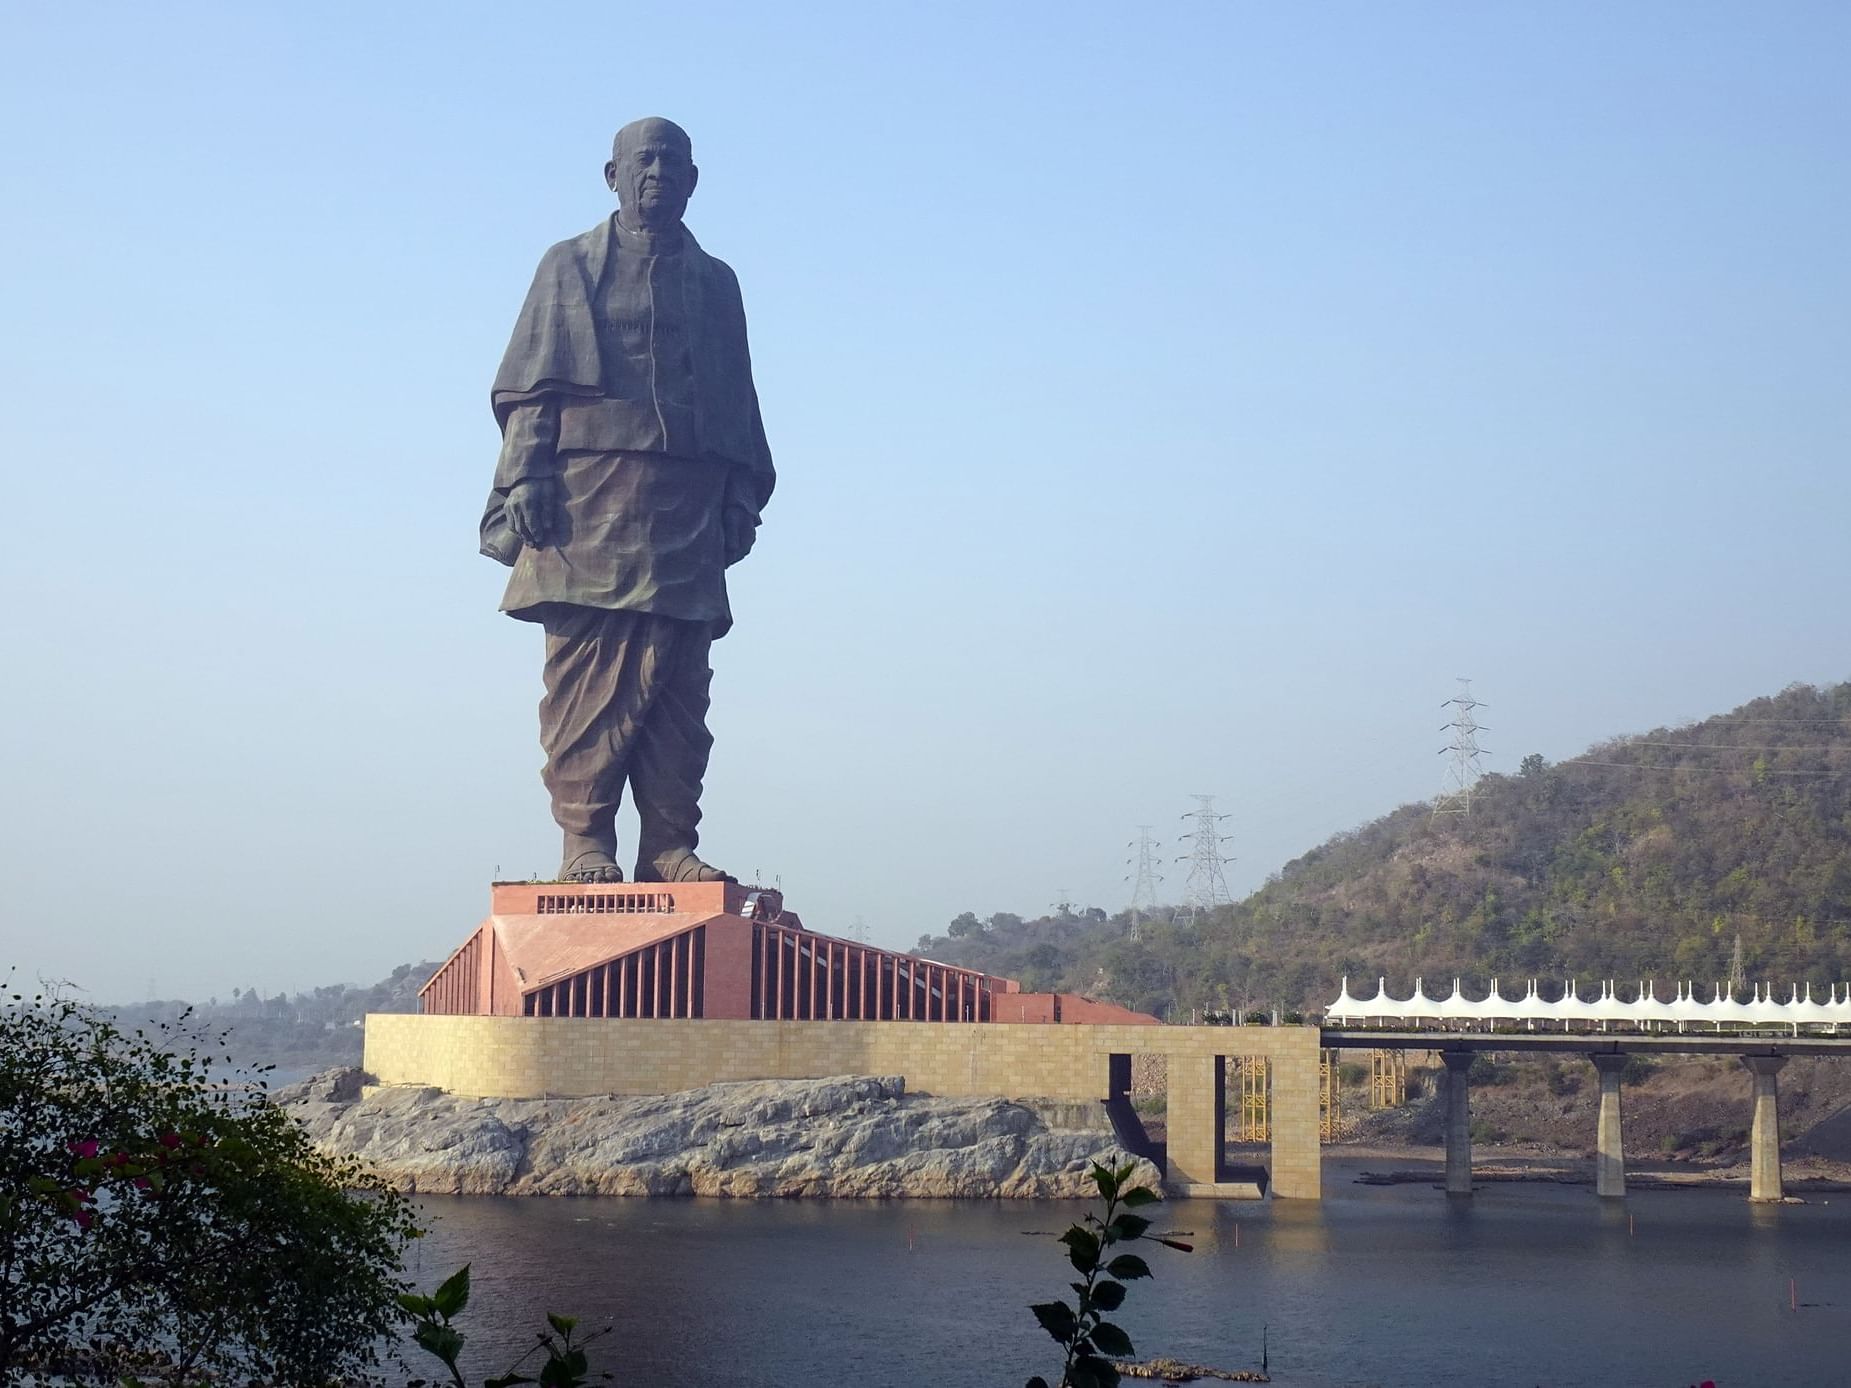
[1441, 1051, 1474, 1195]
[1589, 1053, 1627, 1198]
[1742, 1055, 1787, 1202]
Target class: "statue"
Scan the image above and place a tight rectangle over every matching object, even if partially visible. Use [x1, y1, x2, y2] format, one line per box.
[480, 118, 774, 885]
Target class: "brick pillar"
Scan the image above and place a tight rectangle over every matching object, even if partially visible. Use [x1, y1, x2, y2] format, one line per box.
[1742, 1055, 1787, 1202]
[1589, 1053, 1628, 1198]
[1442, 1051, 1474, 1196]
[1269, 1036, 1322, 1199]
[1165, 1053, 1223, 1189]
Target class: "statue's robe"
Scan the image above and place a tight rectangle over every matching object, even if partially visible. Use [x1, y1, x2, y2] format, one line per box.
[482, 216, 774, 869]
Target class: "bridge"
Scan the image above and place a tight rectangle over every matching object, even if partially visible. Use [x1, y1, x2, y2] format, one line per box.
[1316, 975, 1851, 1200]
[1318, 1028, 1851, 1201]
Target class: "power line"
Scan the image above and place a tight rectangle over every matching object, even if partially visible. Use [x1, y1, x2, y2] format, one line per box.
[1682, 718, 1851, 725]
[1125, 826, 1164, 940]
[1433, 678, 1489, 818]
[1176, 795, 1233, 920]
[1622, 741, 1850, 753]
[1562, 759, 1849, 778]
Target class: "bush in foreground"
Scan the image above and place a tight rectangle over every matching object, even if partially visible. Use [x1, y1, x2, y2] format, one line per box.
[0, 984, 418, 1384]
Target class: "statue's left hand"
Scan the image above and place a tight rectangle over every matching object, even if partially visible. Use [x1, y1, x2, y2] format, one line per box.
[507, 476, 563, 549]
[722, 506, 758, 566]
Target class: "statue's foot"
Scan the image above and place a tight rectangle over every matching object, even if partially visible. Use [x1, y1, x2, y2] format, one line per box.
[635, 847, 734, 884]
[560, 833, 624, 884]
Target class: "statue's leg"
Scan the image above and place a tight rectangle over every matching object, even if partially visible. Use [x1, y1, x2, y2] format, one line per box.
[629, 620, 731, 883]
[538, 606, 654, 883]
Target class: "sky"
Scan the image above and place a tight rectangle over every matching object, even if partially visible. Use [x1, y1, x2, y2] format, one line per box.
[2, 2, 1847, 1003]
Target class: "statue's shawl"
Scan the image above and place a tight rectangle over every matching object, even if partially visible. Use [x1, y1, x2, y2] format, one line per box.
[490, 216, 757, 436]
[482, 216, 772, 566]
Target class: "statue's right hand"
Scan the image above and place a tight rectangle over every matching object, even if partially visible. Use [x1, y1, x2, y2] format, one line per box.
[506, 476, 562, 549]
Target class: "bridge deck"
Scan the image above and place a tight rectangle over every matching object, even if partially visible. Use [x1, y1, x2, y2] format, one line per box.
[1321, 1028, 1851, 1056]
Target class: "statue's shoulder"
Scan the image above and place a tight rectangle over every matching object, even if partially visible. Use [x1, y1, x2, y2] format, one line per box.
[696, 248, 739, 283]
[516, 222, 615, 302]
[532, 221, 610, 276]
[680, 229, 740, 289]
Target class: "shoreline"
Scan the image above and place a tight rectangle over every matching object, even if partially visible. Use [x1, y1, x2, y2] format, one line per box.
[1322, 1143, 1851, 1193]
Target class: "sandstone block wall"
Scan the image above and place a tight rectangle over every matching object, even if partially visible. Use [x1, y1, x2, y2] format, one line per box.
[362, 1015, 1323, 1198]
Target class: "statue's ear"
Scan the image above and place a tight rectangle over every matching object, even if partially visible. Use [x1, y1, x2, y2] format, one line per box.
[686, 163, 699, 200]
[604, 160, 620, 193]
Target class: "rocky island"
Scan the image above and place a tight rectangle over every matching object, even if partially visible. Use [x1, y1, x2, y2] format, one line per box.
[278, 1070, 1155, 1199]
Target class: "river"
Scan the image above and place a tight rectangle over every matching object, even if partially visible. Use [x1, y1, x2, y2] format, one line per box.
[405, 1159, 1846, 1387]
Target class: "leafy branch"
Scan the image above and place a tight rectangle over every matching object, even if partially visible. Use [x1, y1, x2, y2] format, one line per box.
[403, 1263, 613, 1388]
[1027, 1159, 1191, 1388]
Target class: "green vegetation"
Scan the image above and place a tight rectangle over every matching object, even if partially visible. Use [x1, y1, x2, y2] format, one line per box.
[918, 681, 1851, 1015]
[1026, 1160, 1189, 1388]
[108, 961, 439, 1077]
[402, 1264, 612, 1388]
[0, 985, 417, 1385]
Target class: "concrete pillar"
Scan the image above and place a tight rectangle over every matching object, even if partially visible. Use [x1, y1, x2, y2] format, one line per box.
[1589, 1053, 1628, 1198]
[1442, 1051, 1474, 1195]
[1742, 1055, 1787, 1202]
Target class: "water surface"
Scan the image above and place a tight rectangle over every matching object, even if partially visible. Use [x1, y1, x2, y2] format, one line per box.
[407, 1161, 1846, 1387]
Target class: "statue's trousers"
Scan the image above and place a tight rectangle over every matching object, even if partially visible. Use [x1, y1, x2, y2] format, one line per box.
[537, 606, 713, 852]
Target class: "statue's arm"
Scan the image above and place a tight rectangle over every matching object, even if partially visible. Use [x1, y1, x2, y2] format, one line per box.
[721, 466, 761, 567]
[497, 399, 564, 549]
[721, 384, 774, 566]
[496, 398, 558, 486]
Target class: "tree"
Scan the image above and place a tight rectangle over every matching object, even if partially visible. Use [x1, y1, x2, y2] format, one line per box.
[1519, 753, 1547, 778]
[0, 985, 418, 1384]
[947, 912, 984, 939]
[1020, 943, 1067, 992]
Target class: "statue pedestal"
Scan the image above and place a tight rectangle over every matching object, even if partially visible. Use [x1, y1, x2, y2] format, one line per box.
[416, 879, 1000, 1025]
[417, 879, 792, 1019]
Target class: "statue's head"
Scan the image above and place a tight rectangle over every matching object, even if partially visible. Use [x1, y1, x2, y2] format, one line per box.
[606, 117, 698, 230]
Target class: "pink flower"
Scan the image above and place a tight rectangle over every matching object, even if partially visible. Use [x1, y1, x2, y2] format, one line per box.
[66, 1139, 99, 1160]
[72, 1208, 94, 1231]
[158, 1132, 183, 1150]
[132, 1176, 152, 1191]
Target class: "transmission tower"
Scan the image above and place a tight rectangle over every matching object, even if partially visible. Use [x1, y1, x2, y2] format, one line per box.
[1433, 678, 1490, 818]
[1176, 795, 1234, 920]
[1125, 826, 1164, 940]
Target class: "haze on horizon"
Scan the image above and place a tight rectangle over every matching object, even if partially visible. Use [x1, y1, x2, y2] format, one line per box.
[2, 2, 1846, 1003]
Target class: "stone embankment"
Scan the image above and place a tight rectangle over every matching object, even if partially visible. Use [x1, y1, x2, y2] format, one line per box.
[275, 1070, 1156, 1199]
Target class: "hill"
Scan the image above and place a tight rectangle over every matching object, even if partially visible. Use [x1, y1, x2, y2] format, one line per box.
[914, 680, 1851, 1017]
[100, 961, 440, 1081]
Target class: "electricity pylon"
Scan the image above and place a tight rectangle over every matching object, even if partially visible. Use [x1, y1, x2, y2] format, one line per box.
[1125, 826, 1164, 940]
[1176, 795, 1233, 920]
[1433, 678, 1490, 818]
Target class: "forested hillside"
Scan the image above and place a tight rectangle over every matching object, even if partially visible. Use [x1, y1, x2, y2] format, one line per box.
[104, 961, 439, 1078]
[914, 680, 1851, 1019]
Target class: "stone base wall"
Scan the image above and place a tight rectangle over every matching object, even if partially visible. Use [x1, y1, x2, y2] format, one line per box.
[362, 1015, 1323, 1198]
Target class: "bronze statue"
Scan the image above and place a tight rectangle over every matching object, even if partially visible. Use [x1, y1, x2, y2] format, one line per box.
[481, 118, 774, 884]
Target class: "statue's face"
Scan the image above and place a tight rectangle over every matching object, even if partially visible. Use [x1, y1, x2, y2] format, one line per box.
[605, 121, 698, 229]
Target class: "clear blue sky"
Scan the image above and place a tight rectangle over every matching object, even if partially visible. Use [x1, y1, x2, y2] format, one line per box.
[3, 2, 1846, 1002]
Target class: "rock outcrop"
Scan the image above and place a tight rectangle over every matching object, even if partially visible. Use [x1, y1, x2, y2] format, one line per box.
[276, 1070, 1157, 1199]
